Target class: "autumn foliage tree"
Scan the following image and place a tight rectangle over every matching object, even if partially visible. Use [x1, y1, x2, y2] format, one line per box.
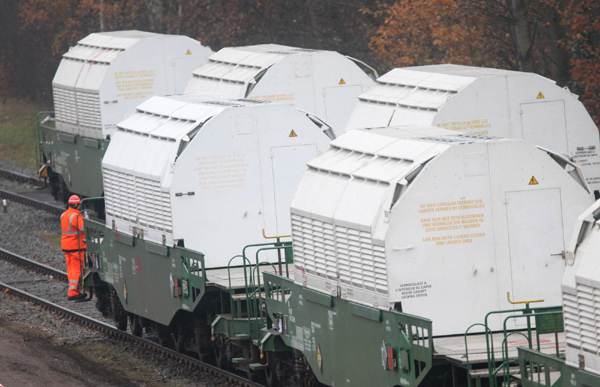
[562, 0, 600, 124]
[368, 0, 600, 125]
[367, 0, 492, 69]
[1, 0, 599, 125]
[1, 0, 145, 102]
[0, 0, 387, 102]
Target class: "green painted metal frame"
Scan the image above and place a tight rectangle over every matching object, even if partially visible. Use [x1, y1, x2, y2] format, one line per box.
[34, 111, 54, 170]
[212, 239, 293, 343]
[517, 346, 600, 387]
[263, 272, 434, 387]
[462, 305, 564, 387]
[37, 122, 108, 198]
[82, 218, 207, 326]
[518, 347, 564, 387]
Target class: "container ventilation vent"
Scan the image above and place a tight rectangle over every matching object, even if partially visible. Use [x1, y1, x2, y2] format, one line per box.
[75, 91, 102, 130]
[454, 133, 497, 141]
[265, 50, 297, 55]
[359, 82, 456, 110]
[291, 214, 388, 295]
[335, 225, 387, 294]
[104, 168, 173, 233]
[563, 284, 600, 354]
[54, 87, 78, 127]
[290, 48, 318, 53]
[415, 136, 471, 144]
[54, 86, 102, 132]
[292, 215, 337, 280]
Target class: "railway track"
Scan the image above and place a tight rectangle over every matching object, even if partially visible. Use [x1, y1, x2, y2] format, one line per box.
[0, 188, 64, 215]
[0, 166, 64, 215]
[0, 246, 264, 387]
[0, 247, 66, 280]
[0, 167, 44, 187]
[0, 168, 266, 385]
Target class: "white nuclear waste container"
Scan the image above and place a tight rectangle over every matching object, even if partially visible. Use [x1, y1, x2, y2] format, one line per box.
[101, 95, 332, 268]
[53, 30, 213, 140]
[562, 200, 600, 375]
[290, 126, 594, 336]
[347, 64, 600, 192]
[184, 44, 376, 137]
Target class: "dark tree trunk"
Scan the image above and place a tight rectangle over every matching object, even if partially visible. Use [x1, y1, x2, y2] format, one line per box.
[508, 0, 536, 72]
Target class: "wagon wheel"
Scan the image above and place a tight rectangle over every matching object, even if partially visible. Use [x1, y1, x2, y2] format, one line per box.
[59, 176, 71, 204]
[157, 324, 172, 348]
[265, 353, 283, 387]
[110, 291, 127, 331]
[172, 323, 187, 353]
[49, 173, 60, 201]
[194, 319, 212, 361]
[214, 341, 227, 369]
[95, 287, 111, 318]
[128, 314, 143, 337]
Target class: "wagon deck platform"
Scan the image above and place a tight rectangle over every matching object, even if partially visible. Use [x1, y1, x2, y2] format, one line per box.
[434, 331, 565, 365]
[206, 266, 294, 291]
[433, 331, 565, 383]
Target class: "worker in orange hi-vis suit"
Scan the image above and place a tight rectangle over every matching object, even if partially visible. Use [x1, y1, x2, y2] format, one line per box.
[60, 195, 87, 301]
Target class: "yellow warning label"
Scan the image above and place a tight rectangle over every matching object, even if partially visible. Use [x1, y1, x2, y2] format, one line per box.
[186, 50, 192, 55]
[339, 78, 346, 85]
[317, 344, 323, 371]
[529, 176, 539, 185]
[536, 92, 545, 99]
[289, 130, 297, 137]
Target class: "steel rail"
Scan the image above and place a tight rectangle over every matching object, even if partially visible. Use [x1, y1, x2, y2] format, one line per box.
[0, 168, 44, 187]
[0, 247, 67, 280]
[0, 188, 64, 215]
[0, 248, 265, 386]
[0, 281, 265, 387]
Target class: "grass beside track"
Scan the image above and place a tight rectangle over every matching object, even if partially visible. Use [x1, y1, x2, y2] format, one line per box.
[0, 101, 50, 169]
[34, 230, 62, 250]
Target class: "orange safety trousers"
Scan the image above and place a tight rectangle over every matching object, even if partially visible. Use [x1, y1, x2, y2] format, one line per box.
[65, 250, 84, 297]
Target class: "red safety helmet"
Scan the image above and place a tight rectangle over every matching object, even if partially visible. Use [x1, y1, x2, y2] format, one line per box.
[68, 195, 81, 205]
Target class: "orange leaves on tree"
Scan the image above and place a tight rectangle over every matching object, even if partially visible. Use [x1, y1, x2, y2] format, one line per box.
[369, 0, 600, 126]
[367, 0, 488, 69]
[560, 0, 600, 125]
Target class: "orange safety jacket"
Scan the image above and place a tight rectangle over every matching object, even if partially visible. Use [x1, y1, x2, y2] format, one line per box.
[60, 207, 87, 252]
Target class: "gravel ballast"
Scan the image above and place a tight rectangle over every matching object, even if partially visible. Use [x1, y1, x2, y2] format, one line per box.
[0, 170, 235, 386]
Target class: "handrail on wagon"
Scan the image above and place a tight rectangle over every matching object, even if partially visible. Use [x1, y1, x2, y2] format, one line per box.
[34, 111, 54, 171]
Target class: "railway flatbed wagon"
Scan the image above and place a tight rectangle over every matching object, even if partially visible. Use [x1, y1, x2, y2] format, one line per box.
[289, 126, 592, 336]
[81, 94, 333, 361]
[80, 115, 596, 386]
